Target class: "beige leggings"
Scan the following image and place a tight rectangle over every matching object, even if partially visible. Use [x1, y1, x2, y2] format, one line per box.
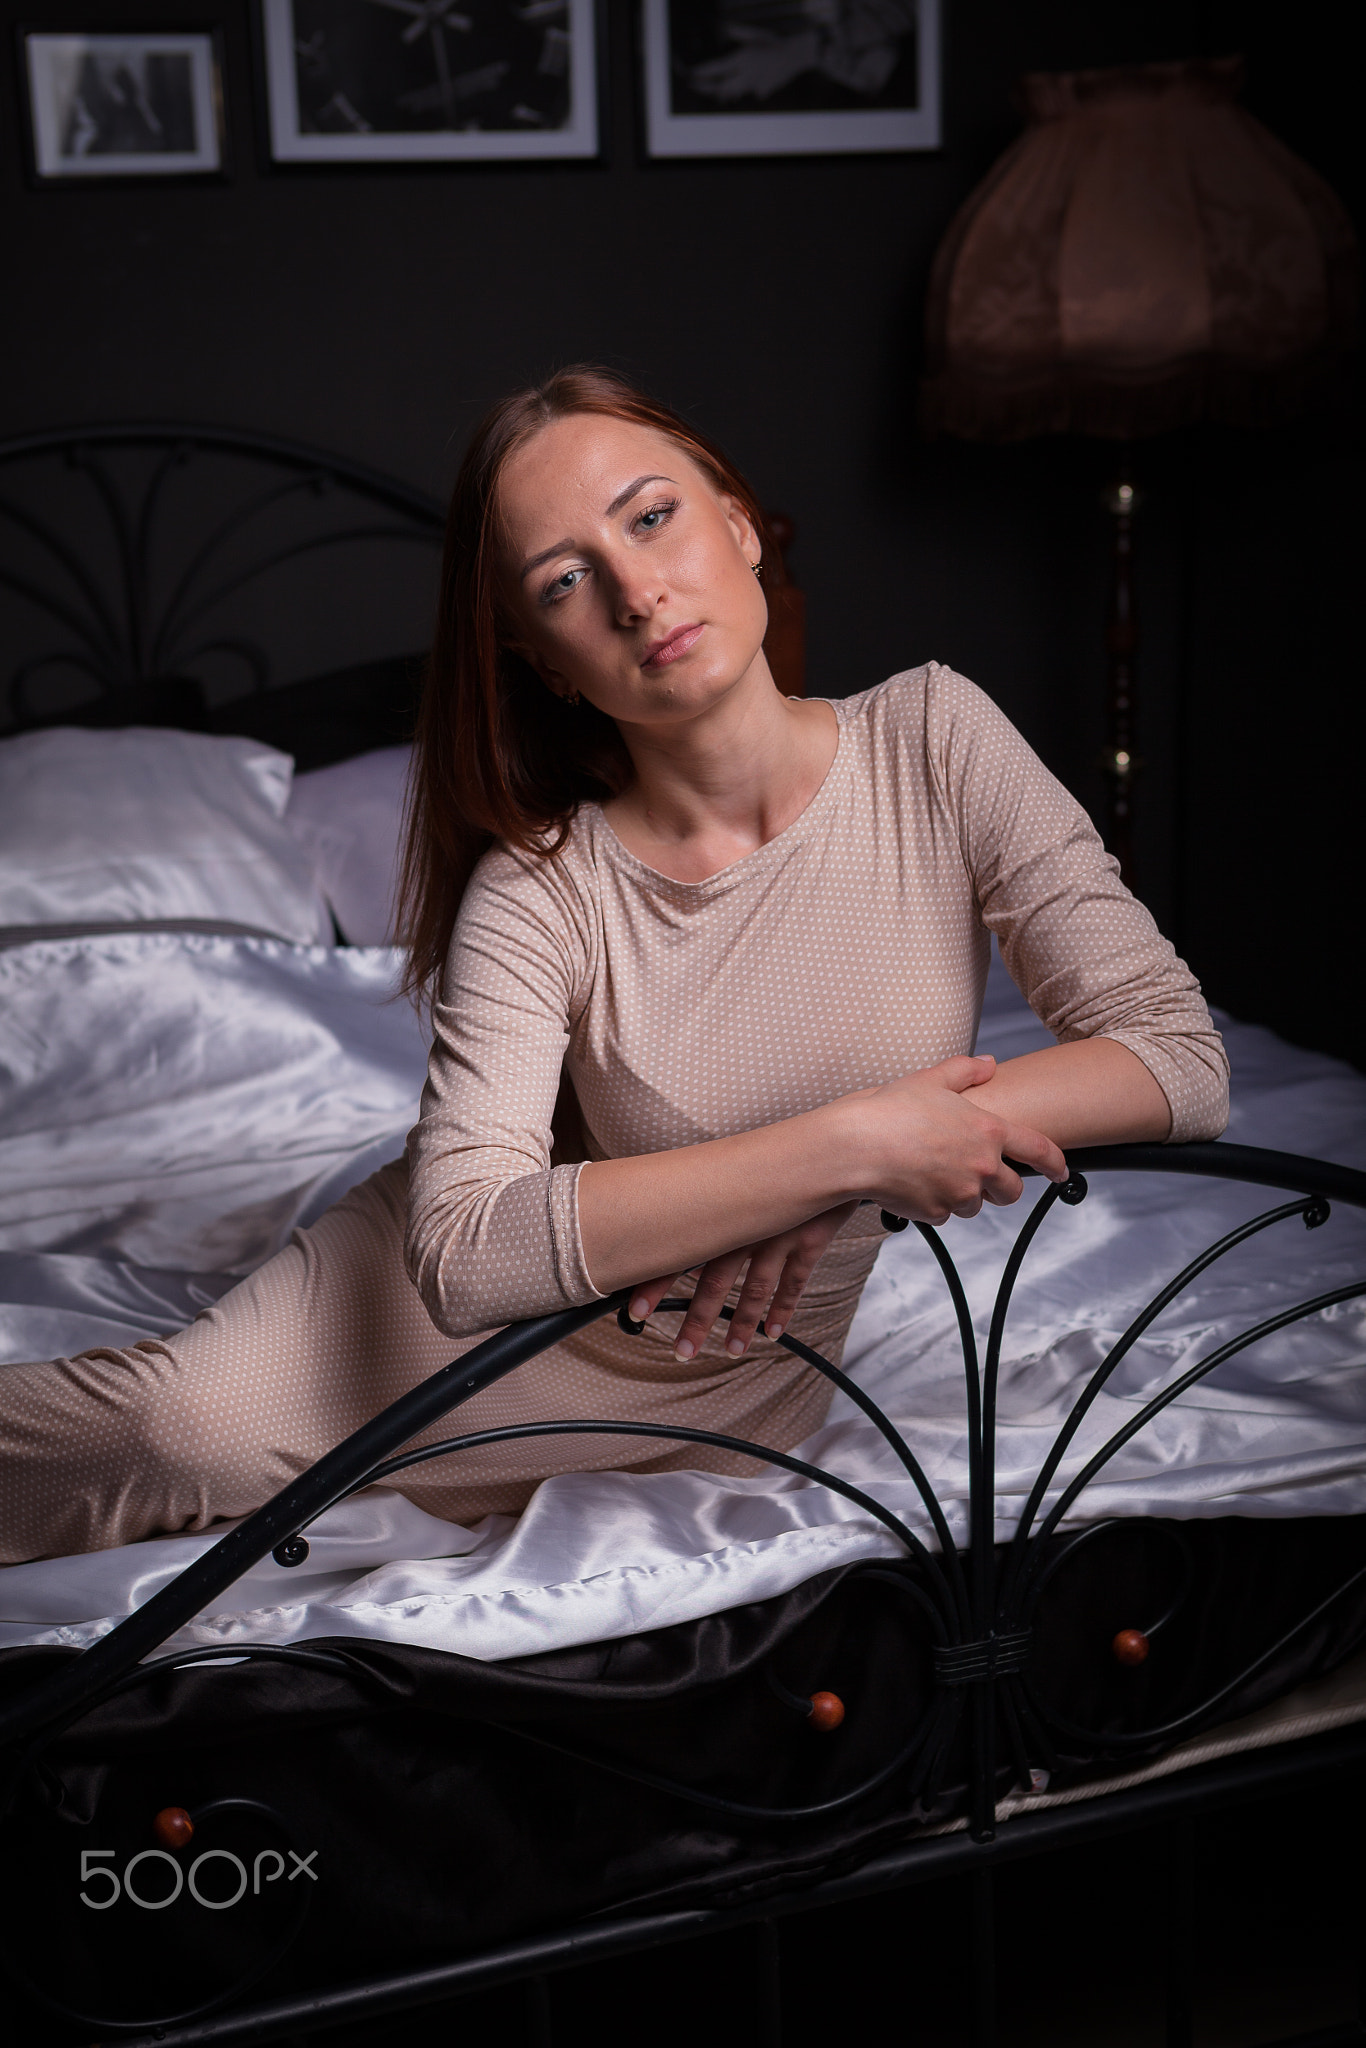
[0, 1161, 812, 1564]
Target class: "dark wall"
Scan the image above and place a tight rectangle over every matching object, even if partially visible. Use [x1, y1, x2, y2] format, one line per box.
[1, 1, 1360, 1065]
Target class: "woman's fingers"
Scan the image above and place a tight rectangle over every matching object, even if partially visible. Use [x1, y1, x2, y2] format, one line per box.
[727, 1202, 857, 1353]
[724, 1247, 790, 1354]
[757, 1246, 822, 1344]
[996, 1119, 1068, 1185]
[981, 1161, 1025, 1207]
[631, 1204, 852, 1363]
[936, 1052, 999, 1091]
[626, 1273, 690, 1323]
[673, 1250, 747, 1359]
[627, 1248, 789, 1361]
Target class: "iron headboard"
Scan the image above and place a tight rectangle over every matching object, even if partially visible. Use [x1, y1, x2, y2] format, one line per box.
[0, 423, 445, 733]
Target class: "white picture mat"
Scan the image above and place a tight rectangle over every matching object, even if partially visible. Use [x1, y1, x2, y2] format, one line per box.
[262, 0, 600, 162]
[642, 0, 940, 157]
[25, 33, 222, 178]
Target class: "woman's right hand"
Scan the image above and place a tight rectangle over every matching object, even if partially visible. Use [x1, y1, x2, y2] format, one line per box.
[852, 1054, 1068, 1223]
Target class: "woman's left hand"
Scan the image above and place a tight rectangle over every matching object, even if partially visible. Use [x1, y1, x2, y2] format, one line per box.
[625, 1202, 860, 1363]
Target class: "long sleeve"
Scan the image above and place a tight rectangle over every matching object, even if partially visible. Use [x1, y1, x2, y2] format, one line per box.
[922, 665, 1229, 1141]
[404, 844, 603, 1337]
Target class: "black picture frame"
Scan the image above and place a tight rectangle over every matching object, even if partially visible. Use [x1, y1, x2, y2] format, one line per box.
[640, 0, 941, 159]
[18, 26, 228, 185]
[258, 0, 601, 166]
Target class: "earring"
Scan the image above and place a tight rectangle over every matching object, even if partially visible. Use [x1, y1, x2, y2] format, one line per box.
[751, 559, 763, 578]
[564, 689, 581, 708]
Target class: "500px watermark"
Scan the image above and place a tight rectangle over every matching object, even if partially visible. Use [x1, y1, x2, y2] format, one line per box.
[79, 1847, 318, 1911]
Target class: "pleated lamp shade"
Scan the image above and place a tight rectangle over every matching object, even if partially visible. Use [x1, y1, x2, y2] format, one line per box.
[920, 57, 1359, 441]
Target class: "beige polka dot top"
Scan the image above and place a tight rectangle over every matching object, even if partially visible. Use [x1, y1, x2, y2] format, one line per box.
[404, 666, 1229, 1446]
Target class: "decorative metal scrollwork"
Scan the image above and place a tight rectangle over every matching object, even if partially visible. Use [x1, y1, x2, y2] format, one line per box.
[0, 1644, 370, 2032]
[0, 425, 443, 726]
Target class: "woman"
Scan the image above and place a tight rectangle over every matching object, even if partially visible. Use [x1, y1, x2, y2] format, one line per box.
[0, 367, 1228, 1563]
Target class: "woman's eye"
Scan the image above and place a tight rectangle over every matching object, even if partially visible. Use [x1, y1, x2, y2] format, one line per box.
[635, 498, 680, 534]
[544, 567, 586, 603]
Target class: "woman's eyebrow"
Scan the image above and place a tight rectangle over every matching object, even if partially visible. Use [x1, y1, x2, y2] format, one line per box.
[604, 472, 674, 517]
[520, 536, 576, 579]
[519, 475, 677, 579]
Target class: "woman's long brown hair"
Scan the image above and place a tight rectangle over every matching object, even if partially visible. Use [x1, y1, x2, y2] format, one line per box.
[395, 365, 779, 1008]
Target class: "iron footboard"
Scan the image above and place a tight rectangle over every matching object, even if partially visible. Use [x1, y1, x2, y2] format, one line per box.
[2, 1139, 1365, 2044]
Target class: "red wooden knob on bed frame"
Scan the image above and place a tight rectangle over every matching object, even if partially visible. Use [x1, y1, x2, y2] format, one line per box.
[1111, 1629, 1150, 1667]
[153, 1805, 194, 1849]
[807, 1691, 845, 1732]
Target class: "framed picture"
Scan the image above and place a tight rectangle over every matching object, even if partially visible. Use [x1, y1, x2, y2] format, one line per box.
[21, 30, 226, 182]
[641, 0, 940, 158]
[259, 0, 600, 164]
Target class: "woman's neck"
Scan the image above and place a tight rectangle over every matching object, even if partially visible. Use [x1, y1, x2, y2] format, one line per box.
[600, 669, 839, 884]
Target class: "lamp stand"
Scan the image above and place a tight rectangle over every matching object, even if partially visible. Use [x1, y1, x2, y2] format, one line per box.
[1102, 455, 1140, 886]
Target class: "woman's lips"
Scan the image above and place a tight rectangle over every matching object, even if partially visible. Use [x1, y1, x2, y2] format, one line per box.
[641, 622, 704, 669]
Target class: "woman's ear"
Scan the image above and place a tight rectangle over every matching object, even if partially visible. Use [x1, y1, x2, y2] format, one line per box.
[718, 492, 761, 568]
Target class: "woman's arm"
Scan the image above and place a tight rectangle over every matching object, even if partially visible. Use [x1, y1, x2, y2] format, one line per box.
[932, 667, 1229, 1147]
[961, 1035, 1172, 1146]
[580, 1035, 1169, 1358]
[605, 1034, 1171, 1360]
[577, 1050, 1068, 1293]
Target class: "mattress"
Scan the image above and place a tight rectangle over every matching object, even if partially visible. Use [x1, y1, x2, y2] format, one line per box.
[1, 930, 1364, 1663]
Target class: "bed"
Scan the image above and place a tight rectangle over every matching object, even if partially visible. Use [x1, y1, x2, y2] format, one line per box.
[1, 426, 1364, 2047]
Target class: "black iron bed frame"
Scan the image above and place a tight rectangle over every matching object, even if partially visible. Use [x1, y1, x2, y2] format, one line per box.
[3, 1143, 1365, 2047]
[0, 421, 443, 733]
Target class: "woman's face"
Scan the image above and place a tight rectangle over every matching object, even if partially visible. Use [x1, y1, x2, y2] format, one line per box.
[496, 412, 770, 728]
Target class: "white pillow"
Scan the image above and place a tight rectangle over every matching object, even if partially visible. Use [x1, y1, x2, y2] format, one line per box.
[285, 745, 410, 947]
[0, 726, 333, 945]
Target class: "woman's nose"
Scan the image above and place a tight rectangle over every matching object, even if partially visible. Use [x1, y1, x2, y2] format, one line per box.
[609, 560, 666, 625]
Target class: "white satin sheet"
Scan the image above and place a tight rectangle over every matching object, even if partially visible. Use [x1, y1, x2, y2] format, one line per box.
[1, 931, 1362, 1663]
[0, 931, 425, 1274]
